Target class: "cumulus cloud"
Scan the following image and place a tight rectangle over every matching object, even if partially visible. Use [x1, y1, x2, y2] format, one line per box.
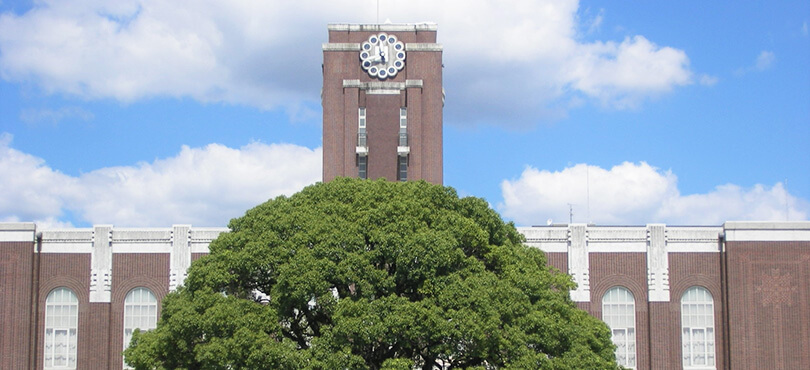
[563, 36, 692, 109]
[0, 133, 78, 223]
[0, 134, 321, 227]
[0, 0, 695, 126]
[500, 162, 808, 225]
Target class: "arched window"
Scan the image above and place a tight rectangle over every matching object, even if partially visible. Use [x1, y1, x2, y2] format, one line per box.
[123, 288, 158, 368]
[603, 286, 636, 369]
[44, 287, 78, 369]
[681, 286, 716, 369]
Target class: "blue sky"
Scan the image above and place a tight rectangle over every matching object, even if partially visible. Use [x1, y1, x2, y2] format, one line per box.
[1, 0, 808, 228]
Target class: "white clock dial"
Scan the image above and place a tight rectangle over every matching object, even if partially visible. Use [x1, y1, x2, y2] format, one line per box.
[360, 33, 405, 80]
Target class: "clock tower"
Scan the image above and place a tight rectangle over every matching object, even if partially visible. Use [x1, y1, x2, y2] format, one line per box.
[322, 23, 443, 184]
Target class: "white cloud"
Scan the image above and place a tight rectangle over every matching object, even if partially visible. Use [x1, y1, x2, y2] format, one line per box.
[20, 106, 94, 124]
[0, 0, 695, 126]
[583, 8, 605, 35]
[755, 50, 775, 71]
[699, 74, 719, 86]
[500, 162, 809, 225]
[0, 133, 321, 227]
[564, 36, 692, 109]
[735, 50, 776, 75]
[0, 133, 78, 223]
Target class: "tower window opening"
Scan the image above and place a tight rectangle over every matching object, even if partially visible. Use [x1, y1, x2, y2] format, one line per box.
[358, 155, 367, 179]
[398, 155, 408, 181]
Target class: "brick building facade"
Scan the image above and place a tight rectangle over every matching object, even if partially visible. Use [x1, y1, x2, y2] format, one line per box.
[2, 222, 808, 369]
[2, 24, 809, 369]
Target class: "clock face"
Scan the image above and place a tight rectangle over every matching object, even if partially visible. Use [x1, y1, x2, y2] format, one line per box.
[360, 33, 406, 80]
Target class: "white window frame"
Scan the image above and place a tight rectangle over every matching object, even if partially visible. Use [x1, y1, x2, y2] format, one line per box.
[603, 286, 636, 369]
[398, 107, 408, 148]
[681, 286, 716, 369]
[358, 107, 366, 131]
[123, 288, 158, 369]
[399, 107, 407, 129]
[44, 287, 78, 370]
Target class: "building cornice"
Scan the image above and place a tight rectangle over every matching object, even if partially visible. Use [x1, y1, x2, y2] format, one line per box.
[328, 23, 437, 32]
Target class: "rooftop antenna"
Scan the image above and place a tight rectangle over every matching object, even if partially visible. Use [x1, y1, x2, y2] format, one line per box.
[785, 178, 790, 221]
[567, 203, 574, 224]
[586, 165, 591, 223]
[376, 0, 379, 24]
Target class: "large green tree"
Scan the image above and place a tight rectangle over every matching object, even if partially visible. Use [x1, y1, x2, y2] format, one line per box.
[125, 178, 619, 369]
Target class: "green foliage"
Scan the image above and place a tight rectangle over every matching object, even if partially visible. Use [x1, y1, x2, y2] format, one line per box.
[125, 178, 619, 369]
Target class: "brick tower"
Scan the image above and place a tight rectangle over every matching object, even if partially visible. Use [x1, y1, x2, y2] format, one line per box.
[322, 23, 443, 184]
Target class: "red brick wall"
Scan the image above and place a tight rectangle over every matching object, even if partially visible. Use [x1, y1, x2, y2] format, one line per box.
[406, 49, 442, 184]
[589, 253, 650, 369]
[545, 252, 568, 274]
[666, 253, 725, 370]
[0, 242, 35, 369]
[36, 253, 91, 370]
[366, 94, 402, 180]
[726, 241, 810, 370]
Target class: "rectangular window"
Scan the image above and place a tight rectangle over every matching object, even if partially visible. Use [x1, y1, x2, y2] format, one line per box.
[399, 107, 407, 128]
[398, 156, 407, 181]
[358, 108, 367, 147]
[399, 107, 407, 146]
[358, 155, 367, 179]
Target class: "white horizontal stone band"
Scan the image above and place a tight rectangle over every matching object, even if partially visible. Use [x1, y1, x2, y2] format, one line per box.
[405, 43, 442, 52]
[328, 23, 437, 32]
[324, 43, 442, 52]
[343, 80, 423, 91]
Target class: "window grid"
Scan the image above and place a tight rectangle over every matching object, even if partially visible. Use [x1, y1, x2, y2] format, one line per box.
[123, 288, 158, 369]
[44, 287, 78, 369]
[399, 107, 408, 146]
[603, 287, 636, 369]
[358, 155, 368, 179]
[681, 286, 716, 369]
[399, 107, 407, 128]
[398, 156, 407, 181]
[359, 107, 366, 129]
[358, 107, 367, 148]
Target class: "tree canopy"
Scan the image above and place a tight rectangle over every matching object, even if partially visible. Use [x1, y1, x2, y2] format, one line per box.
[125, 178, 619, 369]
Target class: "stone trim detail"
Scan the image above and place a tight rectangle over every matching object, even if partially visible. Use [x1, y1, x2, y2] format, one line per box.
[0, 222, 34, 242]
[405, 43, 443, 52]
[343, 79, 423, 92]
[322, 43, 359, 51]
[568, 224, 590, 302]
[169, 225, 191, 292]
[328, 23, 437, 32]
[725, 221, 810, 241]
[89, 225, 113, 303]
[324, 43, 441, 52]
[646, 224, 670, 302]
